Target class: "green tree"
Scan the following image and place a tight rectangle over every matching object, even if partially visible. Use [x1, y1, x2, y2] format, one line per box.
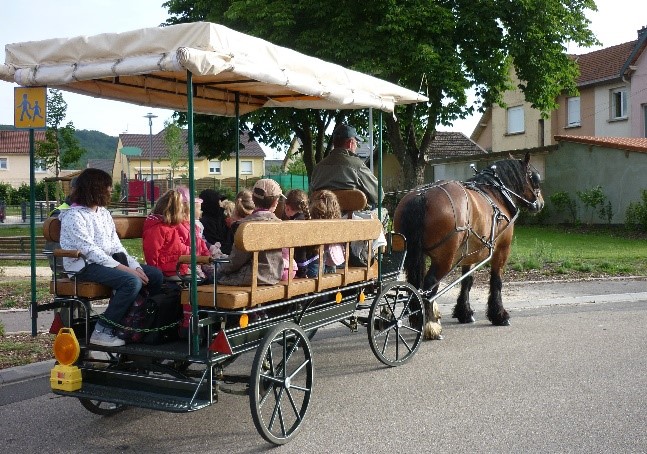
[163, 119, 187, 187]
[36, 89, 86, 198]
[163, 0, 598, 186]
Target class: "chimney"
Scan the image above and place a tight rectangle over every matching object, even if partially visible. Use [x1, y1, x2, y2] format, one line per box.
[639, 26, 647, 38]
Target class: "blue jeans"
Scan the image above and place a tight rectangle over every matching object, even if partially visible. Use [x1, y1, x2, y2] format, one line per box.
[306, 260, 336, 278]
[77, 264, 163, 330]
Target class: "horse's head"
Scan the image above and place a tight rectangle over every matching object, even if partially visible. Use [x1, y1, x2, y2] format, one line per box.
[490, 153, 544, 214]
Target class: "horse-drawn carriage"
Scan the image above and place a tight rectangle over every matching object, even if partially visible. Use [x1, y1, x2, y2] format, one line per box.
[3, 21, 544, 446]
[1, 22, 429, 445]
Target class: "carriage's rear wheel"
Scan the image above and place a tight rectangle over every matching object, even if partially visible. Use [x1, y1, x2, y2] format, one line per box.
[249, 322, 314, 445]
[368, 281, 424, 367]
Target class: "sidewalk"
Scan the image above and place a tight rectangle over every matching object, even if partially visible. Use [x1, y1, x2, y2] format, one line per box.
[2, 274, 647, 386]
[0, 266, 51, 278]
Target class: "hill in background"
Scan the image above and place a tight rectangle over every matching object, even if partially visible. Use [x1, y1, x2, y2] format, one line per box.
[0, 124, 117, 169]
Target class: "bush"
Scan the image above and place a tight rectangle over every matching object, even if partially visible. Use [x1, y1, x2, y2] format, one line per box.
[625, 190, 647, 231]
[577, 186, 612, 224]
[12, 181, 57, 202]
[0, 182, 13, 204]
[549, 191, 577, 223]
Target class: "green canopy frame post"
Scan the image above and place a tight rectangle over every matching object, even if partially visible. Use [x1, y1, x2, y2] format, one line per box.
[30, 128, 37, 335]
[185, 70, 200, 356]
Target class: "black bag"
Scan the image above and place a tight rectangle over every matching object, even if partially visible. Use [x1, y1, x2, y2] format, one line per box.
[116, 290, 147, 343]
[140, 289, 182, 345]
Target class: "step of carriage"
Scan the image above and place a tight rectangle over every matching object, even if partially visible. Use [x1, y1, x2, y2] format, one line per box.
[53, 367, 212, 413]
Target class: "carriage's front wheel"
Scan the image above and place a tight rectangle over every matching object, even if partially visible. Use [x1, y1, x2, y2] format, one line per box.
[368, 281, 424, 367]
[249, 322, 314, 445]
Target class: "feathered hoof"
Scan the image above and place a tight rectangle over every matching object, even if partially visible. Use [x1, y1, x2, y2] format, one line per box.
[423, 321, 443, 340]
[493, 319, 510, 327]
[458, 315, 475, 324]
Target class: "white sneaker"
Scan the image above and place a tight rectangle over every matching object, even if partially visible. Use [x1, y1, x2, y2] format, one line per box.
[90, 328, 125, 347]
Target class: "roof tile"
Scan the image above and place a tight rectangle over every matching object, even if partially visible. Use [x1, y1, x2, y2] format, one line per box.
[0, 130, 47, 154]
[555, 135, 647, 153]
[426, 131, 487, 159]
[119, 129, 265, 159]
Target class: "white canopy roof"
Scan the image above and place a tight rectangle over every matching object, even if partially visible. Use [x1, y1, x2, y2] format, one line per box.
[0, 22, 428, 116]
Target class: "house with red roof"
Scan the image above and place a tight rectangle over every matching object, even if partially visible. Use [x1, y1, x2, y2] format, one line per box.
[113, 128, 265, 184]
[0, 129, 51, 187]
[472, 26, 647, 154]
[463, 26, 647, 224]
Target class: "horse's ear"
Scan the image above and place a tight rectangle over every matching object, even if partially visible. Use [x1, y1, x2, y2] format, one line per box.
[523, 152, 531, 167]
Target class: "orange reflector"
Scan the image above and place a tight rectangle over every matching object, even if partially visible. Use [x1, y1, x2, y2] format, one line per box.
[53, 328, 80, 366]
[359, 291, 366, 303]
[335, 292, 342, 304]
[209, 330, 233, 355]
[239, 313, 249, 329]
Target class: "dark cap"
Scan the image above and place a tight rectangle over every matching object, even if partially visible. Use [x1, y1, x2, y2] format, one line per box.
[332, 124, 363, 142]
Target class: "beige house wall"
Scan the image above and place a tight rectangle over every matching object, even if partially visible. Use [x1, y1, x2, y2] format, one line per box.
[490, 71, 548, 152]
[553, 86, 595, 137]
[0, 155, 55, 187]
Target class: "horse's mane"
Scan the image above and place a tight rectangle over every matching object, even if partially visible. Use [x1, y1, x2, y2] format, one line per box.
[467, 159, 525, 194]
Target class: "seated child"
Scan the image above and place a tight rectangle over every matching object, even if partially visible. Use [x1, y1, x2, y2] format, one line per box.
[217, 179, 284, 286]
[142, 187, 211, 281]
[219, 189, 255, 256]
[306, 190, 345, 277]
[283, 189, 311, 279]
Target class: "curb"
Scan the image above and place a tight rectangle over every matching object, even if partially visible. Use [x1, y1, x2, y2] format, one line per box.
[0, 359, 55, 385]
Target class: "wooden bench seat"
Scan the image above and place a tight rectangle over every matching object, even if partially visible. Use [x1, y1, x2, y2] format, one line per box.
[182, 217, 382, 310]
[42, 189, 382, 308]
[0, 236, 47, 260]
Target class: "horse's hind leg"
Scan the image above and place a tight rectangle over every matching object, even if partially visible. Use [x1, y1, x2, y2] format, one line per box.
[421, 264, 446, 340]
[486, 269, 510, 326]
[452, 265, 475, 323]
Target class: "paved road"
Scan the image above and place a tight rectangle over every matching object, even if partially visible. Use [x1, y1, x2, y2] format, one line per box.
[1, 277, 647, 452]
[1, 298, 647, 452]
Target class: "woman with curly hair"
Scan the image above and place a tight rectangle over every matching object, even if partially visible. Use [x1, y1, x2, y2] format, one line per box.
[59, 168, 163, 347]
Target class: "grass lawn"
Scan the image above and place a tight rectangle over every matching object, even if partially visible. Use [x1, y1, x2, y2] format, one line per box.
[508, 225, 647, 277]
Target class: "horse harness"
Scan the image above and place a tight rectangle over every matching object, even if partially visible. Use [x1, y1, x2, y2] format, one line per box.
[412, 169, 522, 264]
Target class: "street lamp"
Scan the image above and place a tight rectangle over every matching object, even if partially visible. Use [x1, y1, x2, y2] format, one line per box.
[144, 113, 158, 208]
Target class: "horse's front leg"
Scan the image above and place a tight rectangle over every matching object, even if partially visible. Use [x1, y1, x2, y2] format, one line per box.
[453, 265, 475, 323]
[487, 248, 511, 326]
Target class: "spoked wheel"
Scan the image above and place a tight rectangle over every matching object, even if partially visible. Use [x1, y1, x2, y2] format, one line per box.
[249, 322, 314, 445]
[368, 281, 424, 367]
[79, 398, 127, 416]
[77, 350, 128, 416]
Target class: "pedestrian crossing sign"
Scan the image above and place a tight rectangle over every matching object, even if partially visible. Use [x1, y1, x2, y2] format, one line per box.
[14, 86, 47, 129]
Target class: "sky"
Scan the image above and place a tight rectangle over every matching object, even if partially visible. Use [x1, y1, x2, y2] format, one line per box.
[1, 0, 646, 145]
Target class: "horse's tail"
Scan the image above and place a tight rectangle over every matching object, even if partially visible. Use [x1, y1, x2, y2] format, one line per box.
[399, 194, 428, 289]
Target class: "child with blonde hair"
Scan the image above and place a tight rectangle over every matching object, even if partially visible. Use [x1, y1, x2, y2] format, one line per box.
[142, 187, 211, 279]
[220, 189, 255, 255]
[304, 190, 344, 277]
[282, 189, 310, 279]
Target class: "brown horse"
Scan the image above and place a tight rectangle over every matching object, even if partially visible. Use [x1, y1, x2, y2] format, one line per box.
[393, 153, 544, 339]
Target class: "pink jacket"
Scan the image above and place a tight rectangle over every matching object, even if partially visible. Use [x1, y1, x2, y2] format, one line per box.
[142, 215, 210, 277]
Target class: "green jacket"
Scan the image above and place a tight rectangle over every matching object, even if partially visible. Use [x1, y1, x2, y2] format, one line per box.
[309, 148, 382, 206]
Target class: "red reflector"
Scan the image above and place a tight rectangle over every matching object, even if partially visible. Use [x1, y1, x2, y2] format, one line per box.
[49, 313, 64, 335]
[209, 330, 233, 355]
